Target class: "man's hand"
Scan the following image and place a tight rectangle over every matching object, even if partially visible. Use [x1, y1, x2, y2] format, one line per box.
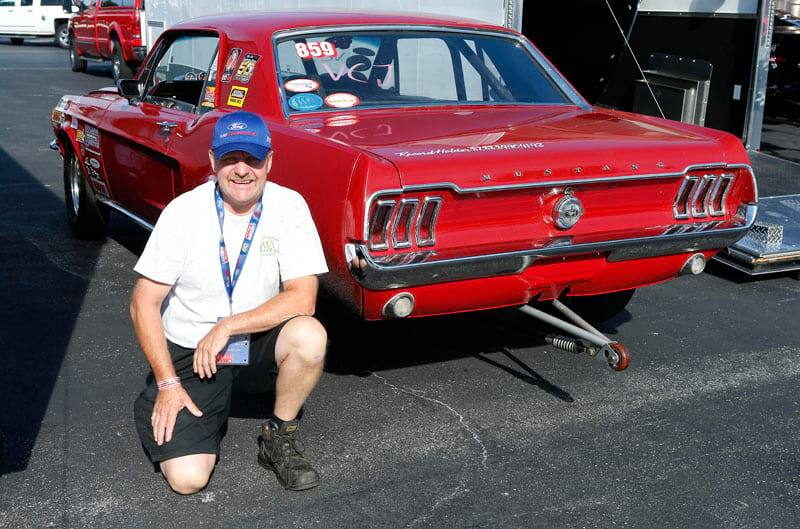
[151, 386, 203, 445]
[193, 321, 231, 379]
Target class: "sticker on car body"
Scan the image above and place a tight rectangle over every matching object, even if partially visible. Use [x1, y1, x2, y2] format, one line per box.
[227, 86, 249, 108]
[221, 48, 242, 83]
[395, 142, 546, 157]
[324, 92, 360, 109]
[201, 86, 216, 108]
[233, 53, 260, 83]
[288, 93, 323, 111]
[284, 78, 320, 93]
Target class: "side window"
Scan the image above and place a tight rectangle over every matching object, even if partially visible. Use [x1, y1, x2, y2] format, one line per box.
[0, 1, 17, 6]
[20, 0, 32, 6]
[142, 34, 219, 114]
[41, 0, 66, 6]
[397, 38, 456, 101]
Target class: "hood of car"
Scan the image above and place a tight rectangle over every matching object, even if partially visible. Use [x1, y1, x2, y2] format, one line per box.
[291, 106, 730, 189]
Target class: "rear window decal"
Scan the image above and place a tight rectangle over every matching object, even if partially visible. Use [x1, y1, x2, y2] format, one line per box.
[284, 78, 320, 93]
[295, 41, 337, 59]
[324, 92, 360, 109]
[288, 93, 323, 111]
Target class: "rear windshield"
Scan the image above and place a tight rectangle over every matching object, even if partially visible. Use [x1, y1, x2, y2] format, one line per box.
[275, 30, 571, 113]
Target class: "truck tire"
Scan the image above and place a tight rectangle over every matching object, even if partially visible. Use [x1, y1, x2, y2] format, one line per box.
[10, 37, 23, 45]
[63, 146, 109, 240]
[55, 23, 69, 49]
[69, 39, 87, 72]
[560, 289, 636, 325]
[111, 39, 133, 83]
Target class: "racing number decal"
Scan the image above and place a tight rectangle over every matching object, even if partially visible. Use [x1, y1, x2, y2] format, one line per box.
[227, 86, 249, 108]
[233, 53, 260, 84]
[295, 42, 337, 59]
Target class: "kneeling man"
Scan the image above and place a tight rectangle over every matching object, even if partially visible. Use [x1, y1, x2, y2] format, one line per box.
[130, 111, 328, 494]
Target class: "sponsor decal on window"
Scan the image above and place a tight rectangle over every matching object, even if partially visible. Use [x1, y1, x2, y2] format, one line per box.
[284, 78, 320, 93]
[324, 92, 360, 109]
[288, 93, 323, 112]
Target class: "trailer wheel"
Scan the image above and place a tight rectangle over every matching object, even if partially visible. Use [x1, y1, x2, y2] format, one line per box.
[69, 38, 86, 72]
[55, 23, 69, 49]
[111, 39, 133, 83]
[605, 342, 630, 371]
[64, 146, 109, 240]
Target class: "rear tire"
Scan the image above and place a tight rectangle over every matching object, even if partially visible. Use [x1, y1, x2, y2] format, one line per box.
[63, 147, 109, 240]
[69, 38, 86, 72]
[10, 37, 23, 45]
[561, 289, 636, 325]
[111, 39, 133, 83]
[55, 23, 69, 49]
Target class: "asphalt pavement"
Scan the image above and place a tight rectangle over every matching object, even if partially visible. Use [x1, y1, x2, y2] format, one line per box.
[1, 43, 799, 529]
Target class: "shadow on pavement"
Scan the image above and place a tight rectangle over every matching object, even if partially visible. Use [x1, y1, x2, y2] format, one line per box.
[0, 145, 102, 475]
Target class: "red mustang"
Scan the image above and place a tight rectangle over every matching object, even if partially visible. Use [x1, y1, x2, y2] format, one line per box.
[51, 11, 757, 333]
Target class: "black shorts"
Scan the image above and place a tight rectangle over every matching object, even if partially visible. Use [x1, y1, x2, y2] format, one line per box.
[133, 320, 291, 464]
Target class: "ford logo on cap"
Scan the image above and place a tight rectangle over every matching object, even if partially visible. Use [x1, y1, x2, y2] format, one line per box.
[228, 122, 248, 130]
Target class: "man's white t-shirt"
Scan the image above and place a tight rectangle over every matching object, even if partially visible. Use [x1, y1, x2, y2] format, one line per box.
[134, 180, 328, 348]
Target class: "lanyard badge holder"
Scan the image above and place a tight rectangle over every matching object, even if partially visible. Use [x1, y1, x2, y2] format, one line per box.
[214, 185, 263, 366]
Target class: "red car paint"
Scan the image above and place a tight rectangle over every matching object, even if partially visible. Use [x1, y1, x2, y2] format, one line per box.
[52, 11, 758, 321]
[69, 0, 145, 66]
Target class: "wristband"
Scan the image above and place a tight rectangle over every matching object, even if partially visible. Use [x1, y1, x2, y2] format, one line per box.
[157, 377, 181, 391]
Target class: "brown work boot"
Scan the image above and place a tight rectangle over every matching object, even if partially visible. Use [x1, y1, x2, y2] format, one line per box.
[258, 420, 320, 491]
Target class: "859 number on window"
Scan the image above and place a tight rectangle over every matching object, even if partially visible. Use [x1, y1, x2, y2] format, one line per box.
[295, 41, 337, 59]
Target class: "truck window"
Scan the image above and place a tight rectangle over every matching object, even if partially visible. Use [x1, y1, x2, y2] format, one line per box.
[20, 0, 32, 6]
[142, 34, 219, 114]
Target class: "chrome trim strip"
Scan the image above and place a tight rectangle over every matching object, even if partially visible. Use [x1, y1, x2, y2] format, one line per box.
[362, 162, 746, 242]
[672, 176, 696, 219]
[349, 204, 757, 290]
[391, 198, 419, 249]
[415, 196, 442, 247]
[690, 175, 714, 218]
[98, 198, 155, 231]
[709, 174, 734, 216]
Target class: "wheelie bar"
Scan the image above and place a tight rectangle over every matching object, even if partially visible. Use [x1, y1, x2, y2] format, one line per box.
[518, 302, 630, 371]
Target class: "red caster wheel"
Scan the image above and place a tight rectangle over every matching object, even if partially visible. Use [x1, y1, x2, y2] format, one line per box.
[604, 342, 630, 371]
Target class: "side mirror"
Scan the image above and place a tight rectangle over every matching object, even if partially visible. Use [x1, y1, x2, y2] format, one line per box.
[117, 79, 142, 99]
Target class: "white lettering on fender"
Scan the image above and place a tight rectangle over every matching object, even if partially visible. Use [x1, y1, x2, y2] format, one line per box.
[395, 142, 545, 157]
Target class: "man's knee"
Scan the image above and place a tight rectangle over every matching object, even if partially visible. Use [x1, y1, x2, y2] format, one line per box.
[160, 456, 214, 495]
[279, 316, 327, 365]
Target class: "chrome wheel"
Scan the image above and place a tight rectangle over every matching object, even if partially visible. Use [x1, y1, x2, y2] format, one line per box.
[56, 24, 69, 49]
[69, 155, 81, 218]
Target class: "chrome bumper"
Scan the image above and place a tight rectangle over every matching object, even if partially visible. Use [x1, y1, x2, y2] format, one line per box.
[349, 204, 758, 290]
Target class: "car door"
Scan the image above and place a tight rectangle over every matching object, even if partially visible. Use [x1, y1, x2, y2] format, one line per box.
[73, 0, 98, 56]
[99, 32, 220, 223]
[0, 1, 19, 34]
[15, 0, 36, 33]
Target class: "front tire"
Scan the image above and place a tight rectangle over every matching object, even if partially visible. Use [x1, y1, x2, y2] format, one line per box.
[64, 147, 109, 240]
[55, 23, 69, 49]
[561, 289, 636, 325]
[111, 39, 133, 83]
[69, 38, 86, 72]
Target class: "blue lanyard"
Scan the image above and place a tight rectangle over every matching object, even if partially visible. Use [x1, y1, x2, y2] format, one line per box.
[214, 185, 263, 311]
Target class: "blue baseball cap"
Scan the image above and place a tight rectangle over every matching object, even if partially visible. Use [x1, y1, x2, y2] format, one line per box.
[211, 111, 272, 160]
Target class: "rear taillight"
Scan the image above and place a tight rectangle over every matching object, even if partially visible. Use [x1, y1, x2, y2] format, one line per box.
[367, 195, 442, 251]
[673, 172, 734, 220]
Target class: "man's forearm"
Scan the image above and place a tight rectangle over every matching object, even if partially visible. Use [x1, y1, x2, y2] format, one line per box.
[131, 302, 176, 381]
[221, 287, 315, 336]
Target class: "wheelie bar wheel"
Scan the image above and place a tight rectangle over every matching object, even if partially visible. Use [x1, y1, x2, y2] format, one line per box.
[603, 342, 630, 371]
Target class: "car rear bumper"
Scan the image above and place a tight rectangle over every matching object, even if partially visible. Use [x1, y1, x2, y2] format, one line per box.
[349, 204, 757, 291]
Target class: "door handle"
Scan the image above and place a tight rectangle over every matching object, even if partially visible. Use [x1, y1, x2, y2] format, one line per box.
[157, 121, 179, 133]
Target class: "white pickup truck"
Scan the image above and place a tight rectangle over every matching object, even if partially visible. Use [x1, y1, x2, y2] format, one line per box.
[0, 0, 75, 48]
